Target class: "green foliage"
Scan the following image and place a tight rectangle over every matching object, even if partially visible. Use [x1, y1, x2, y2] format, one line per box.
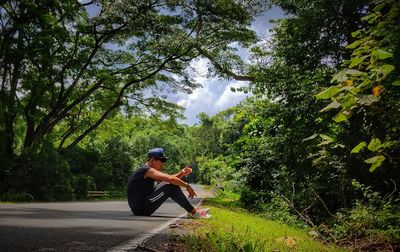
[61, 146, 100, 175]
[10, 145, 74, 201]
[259, 193, 308, 229]
[190, 113, 225, 158]
[195, 155, 236, 187]
[0, 113, 206, 201]
[72, 174, 95, 200]
[339, 200, 400, 240]
[330, 181, 400, 242]
[0, 190, 34, 202]
[317, 0, 400, 171]
[60, 146, 100, 198]
[351, 141, 367, 153]
[364, 155, 386, 172]
[316, 86, 342, 100]
[92, 137, 133, 191]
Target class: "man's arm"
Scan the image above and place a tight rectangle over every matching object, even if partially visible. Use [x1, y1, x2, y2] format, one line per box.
[172, 166, 192, 178]
[172, 170, 185, 178]
[145, 168, 197, 198]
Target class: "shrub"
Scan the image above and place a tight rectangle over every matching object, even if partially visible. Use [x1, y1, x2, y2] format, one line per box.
[92, 137, 133, 191]
[72, 174, 95, 199]
[259, 193, 308, 228]
[329, 180, 400, 243]
[0, 190, 34, 202]
[12, 145, 73, 201]
[195, 155, 235, 186]
[60, 146, 100, 174]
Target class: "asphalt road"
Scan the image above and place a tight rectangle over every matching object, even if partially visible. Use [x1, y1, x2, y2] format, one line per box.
[0, 185, 210, 252]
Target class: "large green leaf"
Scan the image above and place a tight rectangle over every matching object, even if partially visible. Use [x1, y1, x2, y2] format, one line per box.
[367, 138, 382, 151]
[319, 134, 334, 142]
[346, 40, 361, 49]
[331, 71, 348, 83]
[364, 155, 385, 172]
[378, 64, 395, 75]
[303, 133, 318, 142]
[392, 80, 400, 86]
[320, 101, 341, 112]
[333, 111, 352, 122]
[351, 141, 367, 153]
[317, 140, 332, 147]
[361, 13, 376, 22]
[316, 86, 341, 99]
[372, 49, 393, 60]
[344, 69, 365, 76]
[373, 3, 385, 11]
[341, 95, 356, 109]
[358, 95, 380, 106]
[349, 56, 368, 68]
[351, 30, 361, 38]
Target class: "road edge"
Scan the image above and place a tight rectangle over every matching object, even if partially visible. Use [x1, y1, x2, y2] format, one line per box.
[107, 200, 203, 252]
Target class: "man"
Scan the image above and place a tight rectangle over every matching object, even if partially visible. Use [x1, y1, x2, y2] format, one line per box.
[127, 148, 210, 218]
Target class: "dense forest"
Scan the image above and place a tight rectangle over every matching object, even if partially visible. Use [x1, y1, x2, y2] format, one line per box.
[1, 0, 399, 246]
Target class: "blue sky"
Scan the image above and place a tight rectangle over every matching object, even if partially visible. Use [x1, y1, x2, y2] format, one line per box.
[172, 6, 286, 125]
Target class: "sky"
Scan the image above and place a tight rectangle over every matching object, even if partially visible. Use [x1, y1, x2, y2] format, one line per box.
[170, 6, 286, 125]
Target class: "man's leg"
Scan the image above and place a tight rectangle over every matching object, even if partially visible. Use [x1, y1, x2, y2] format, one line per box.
[133, 183, 195, 216]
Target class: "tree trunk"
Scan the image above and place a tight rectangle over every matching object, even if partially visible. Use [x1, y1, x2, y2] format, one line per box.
[4, 33, 24, 157]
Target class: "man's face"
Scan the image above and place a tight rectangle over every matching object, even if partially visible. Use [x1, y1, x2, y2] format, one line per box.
[153, 158, 164, 170]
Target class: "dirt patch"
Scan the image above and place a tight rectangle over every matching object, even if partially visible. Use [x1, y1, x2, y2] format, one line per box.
[133, 233, 185, 252]
[337, 236, 400, 252]
[133, 220, 195, 252]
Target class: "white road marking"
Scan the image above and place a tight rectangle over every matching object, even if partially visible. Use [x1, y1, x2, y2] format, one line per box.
[108, 200, 203, 252]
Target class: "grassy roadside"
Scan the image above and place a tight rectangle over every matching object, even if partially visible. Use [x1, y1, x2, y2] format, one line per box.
[179, 197, 348, 252]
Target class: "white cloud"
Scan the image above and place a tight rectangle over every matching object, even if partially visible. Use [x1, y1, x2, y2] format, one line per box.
[176, 59, 216, 110]
[174, 58, 251, 125]
[215, 81, 250, 110]
[175, 77, 250, 125]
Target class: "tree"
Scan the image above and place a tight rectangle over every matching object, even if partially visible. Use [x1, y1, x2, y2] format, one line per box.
[0, 0, 257, 159]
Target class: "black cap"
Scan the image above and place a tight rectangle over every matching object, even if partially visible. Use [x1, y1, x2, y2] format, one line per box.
[147, 148, 169, 162]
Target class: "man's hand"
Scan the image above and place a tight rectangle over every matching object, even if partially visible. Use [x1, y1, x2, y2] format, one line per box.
[186, 184, 197, 199]
[181, 166, 192, 176]
[173, 166, 193, 179]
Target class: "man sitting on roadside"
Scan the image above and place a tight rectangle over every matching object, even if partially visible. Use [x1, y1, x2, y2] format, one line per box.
[127, 148, 210, 218]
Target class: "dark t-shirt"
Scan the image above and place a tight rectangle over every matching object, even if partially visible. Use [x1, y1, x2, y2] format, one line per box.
[127, 165, 155, 210]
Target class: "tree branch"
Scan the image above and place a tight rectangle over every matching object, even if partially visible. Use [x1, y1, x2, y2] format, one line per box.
[57, 124, 77, 150]
[65, 49, 187, 149]
[194, 45, 255, 81]
[32, 22, 129, 146]
[66, 101, 120, 149]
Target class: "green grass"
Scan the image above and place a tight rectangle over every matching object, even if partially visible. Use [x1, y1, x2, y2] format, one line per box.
[183, 197, 348, 252]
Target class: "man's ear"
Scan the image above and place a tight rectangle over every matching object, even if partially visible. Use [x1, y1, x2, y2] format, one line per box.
[148, 158, 157, 166]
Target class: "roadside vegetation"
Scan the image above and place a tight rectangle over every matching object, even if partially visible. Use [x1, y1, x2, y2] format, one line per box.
[1, 0, 399, 250]
[182, 194, 348, 252]
[181, 190, 399, 251]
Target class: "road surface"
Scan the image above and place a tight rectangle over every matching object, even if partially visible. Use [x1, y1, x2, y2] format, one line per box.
[0, 185, 211, 252]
